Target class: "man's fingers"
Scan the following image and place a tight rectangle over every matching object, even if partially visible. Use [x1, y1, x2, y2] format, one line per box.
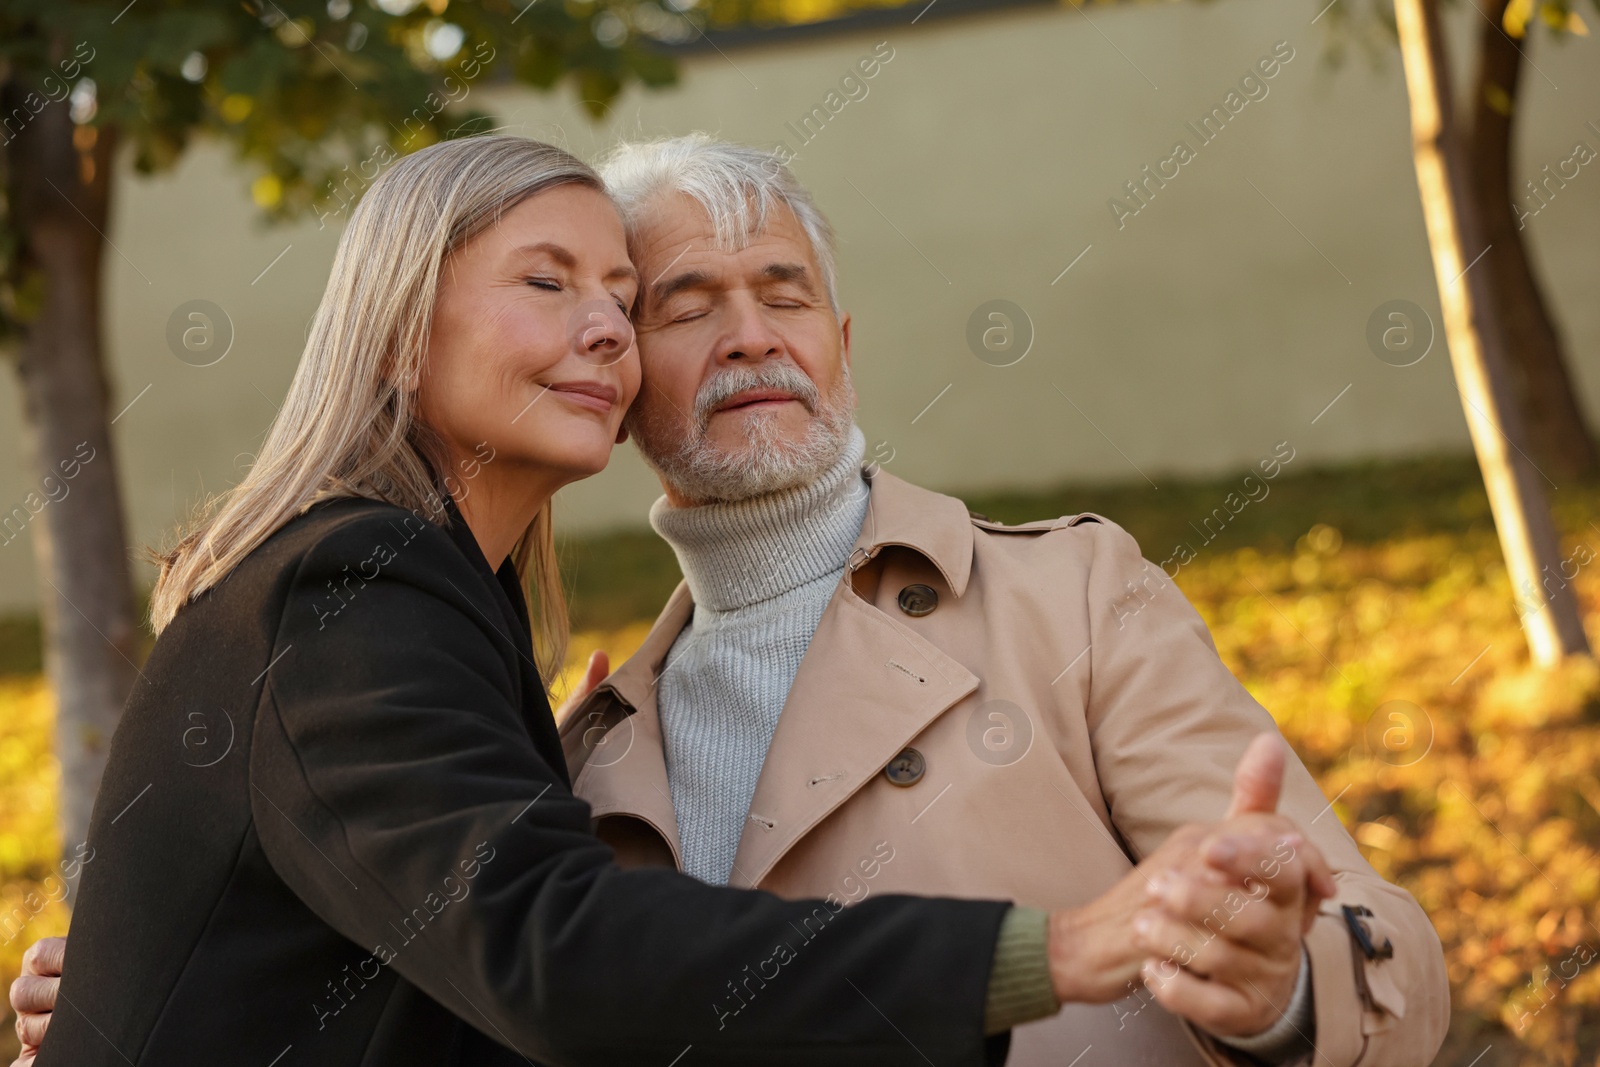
[1149, 873, 1302, 956]
[15, 1003, 50, 1047]
[10, 949, 60, 1065]
[9, 975, 58, 1017]
[580, 650, 610, 698]
[1140, 959, 1272, 1037]
[553, 650, 611, 723]
[1225, 733, 1285, 819]
[1208, 827, 1337, 918]
[1298, 839, 1337, 901]
[1201, 826, 1317, 902]
[20, 938, 63, 978]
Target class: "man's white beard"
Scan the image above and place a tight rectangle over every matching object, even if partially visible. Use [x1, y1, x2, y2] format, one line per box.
[631, 362, 856, 505]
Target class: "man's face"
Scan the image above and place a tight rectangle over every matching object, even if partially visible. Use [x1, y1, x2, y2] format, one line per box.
[624, 191, 857, 505]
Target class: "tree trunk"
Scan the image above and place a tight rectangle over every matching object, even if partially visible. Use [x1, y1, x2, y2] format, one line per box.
[1468, 0, 1599, 480]
[4, 80, 140, 880]
[1393, 0, 1591, 666]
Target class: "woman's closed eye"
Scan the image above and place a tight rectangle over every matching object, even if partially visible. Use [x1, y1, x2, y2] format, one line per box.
[527, 278, 631, 313]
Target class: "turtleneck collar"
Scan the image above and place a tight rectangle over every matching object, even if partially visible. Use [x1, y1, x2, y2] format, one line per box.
[649, 427, 870, 613]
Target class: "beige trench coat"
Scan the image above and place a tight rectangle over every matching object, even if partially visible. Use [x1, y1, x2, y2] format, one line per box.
[560, 469, 1449, 1067]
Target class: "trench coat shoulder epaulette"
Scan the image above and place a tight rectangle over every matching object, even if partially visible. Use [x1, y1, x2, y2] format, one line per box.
[966, 510, 1109, 533]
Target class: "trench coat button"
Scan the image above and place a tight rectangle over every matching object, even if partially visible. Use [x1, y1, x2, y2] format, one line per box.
[884, 748, 926, 786]
[897, 584, 938, 617]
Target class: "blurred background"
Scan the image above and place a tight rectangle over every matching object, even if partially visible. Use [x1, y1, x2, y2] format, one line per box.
[0, 0, 1597, 1061]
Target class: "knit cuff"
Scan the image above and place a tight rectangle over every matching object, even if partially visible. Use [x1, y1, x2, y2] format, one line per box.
[982, 907, 1059, 1035]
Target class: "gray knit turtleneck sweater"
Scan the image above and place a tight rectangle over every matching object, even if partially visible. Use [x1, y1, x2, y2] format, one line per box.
[649, 427, 870, 885]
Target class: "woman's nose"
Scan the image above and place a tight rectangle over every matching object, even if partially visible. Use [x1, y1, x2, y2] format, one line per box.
[570, 299, 635, 368]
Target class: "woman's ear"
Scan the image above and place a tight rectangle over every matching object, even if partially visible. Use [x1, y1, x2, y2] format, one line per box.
[386, 348, 421, 396]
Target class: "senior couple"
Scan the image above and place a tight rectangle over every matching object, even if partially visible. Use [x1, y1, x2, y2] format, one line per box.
[12, 133, 1446, 1067]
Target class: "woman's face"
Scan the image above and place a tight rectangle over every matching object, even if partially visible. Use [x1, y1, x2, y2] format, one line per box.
[418, 183, 641, 500]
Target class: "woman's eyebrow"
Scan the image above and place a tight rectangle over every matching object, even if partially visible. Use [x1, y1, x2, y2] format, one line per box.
[509, 241, 577, 267]
[507, 242, 638, 287]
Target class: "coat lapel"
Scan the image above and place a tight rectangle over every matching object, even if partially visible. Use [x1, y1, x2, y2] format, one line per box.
[434, 496, 567, 781]
[564, 583, 695, 865]
[726, 576, 979, 888]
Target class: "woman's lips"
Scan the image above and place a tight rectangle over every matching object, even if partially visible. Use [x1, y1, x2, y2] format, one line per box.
[546, 380, 618, 415]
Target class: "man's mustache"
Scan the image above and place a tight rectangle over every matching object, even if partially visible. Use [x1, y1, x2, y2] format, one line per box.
[691, 364, 821, 429]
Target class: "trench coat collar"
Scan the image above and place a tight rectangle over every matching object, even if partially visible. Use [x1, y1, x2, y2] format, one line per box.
[621, 465, 977, 612]
[596, 466, 977, 722]
[852, 468, 975, 597]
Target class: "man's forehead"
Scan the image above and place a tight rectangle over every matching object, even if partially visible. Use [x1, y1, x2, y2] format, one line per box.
[633, 192, 815, 272]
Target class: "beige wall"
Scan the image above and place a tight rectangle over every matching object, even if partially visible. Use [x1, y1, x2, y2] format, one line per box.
[1, 0, 1596, 608]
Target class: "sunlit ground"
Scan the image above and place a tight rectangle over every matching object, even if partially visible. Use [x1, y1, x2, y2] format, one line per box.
[3, 454, 1597, 1065]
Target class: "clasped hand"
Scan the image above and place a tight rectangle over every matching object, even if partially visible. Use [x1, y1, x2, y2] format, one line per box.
[1047, 733, 1337, 1038]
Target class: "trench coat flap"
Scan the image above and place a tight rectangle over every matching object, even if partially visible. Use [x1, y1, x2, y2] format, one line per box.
[726, 583, 980, 888]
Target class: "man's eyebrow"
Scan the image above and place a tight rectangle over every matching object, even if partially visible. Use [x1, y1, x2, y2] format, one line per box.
[759, 262, 816, 290]
[646, 261, 817, 307]
[648, 268, 714, 307]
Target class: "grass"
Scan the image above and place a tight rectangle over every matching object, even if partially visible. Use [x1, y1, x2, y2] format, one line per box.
[553, 452, 1506, 637]
[5, 451, 1600, 1064]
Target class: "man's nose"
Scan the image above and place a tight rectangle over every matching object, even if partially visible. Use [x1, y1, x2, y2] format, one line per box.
[716, 295, 782, 363]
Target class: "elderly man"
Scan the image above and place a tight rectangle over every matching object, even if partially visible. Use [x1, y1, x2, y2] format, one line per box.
[556, 134, 1448, 1066]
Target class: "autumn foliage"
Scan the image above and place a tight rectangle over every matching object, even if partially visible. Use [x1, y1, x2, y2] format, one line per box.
[3, 461, 1598, 1065]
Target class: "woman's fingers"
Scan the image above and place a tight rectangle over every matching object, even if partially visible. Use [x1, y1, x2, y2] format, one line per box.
[1131, 909, 1263, 982]
[20, 938, 64, 978]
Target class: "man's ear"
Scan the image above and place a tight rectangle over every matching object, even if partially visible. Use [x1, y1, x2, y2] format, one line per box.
[839, 312, 853, 369]
[615, 422, 630, 444]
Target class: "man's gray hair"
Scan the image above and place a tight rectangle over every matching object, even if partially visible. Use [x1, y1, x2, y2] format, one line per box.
[595, 134, 841, 313]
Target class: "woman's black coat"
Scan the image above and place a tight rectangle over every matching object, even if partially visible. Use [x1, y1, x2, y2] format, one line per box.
[37, 496, 1011, 1067]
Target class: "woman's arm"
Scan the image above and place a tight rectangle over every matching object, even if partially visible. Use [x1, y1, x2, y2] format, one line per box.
[252, 511, 1011, 1067]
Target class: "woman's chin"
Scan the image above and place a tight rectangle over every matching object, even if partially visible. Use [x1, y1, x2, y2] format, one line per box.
[544, 443, 616, 484]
